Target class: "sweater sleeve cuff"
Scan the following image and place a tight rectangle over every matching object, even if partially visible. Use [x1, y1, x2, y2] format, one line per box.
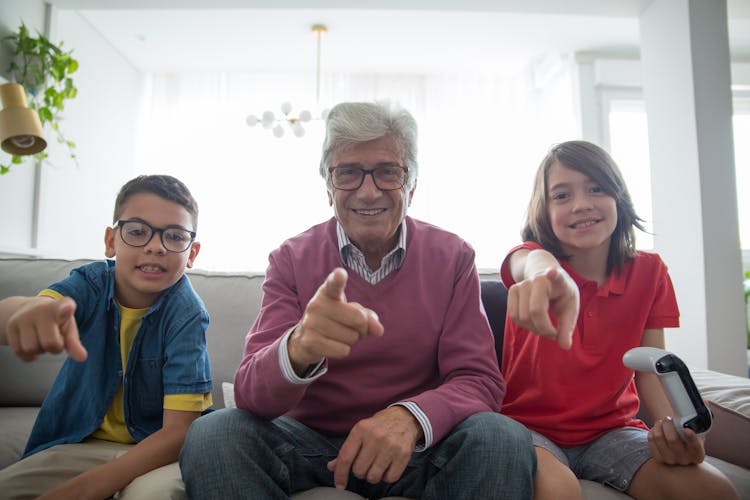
[278, 325, 327, 384]
[392, 401, 432, 451]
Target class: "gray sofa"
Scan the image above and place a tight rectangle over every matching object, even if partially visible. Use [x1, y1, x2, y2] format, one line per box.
[1, 257, 749, 499]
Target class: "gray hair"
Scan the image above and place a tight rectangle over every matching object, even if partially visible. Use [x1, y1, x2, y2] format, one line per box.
[318, 101, 419, 189]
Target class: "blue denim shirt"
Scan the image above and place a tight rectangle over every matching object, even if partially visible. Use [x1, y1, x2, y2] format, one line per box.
[24, 260, 212, 457]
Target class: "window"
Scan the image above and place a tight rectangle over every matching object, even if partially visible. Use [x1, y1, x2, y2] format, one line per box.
[137, 70, 578, 272]
[602, 90, 750, 256]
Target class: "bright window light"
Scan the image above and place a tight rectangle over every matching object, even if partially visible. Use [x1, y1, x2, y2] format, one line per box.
[607, 99, 654, 250]
[136, 71, 578, 272]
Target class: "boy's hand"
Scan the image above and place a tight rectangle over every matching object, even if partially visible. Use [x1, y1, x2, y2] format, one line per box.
[647, 416, 705, 465]
[6, 297, 87, 362]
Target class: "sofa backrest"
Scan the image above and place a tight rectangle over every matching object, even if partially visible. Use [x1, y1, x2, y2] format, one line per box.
[0, 258, 507, 410]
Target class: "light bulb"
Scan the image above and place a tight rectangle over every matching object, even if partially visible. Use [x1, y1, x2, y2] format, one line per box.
[299, 110, 312, 122]
[281, 102, 292, 115]
[292, 123, 305, 137]
[10, 135, 38, 150]
[273, 124, 284, 138]
[246, 115, 259, 127]
[261, 111, 275, 129]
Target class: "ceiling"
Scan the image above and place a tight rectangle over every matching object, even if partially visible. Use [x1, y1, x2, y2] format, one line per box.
[48, 0, 750, 75]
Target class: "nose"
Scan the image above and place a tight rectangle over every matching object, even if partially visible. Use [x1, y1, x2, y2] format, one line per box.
[571, 193, 593, 212]
[356, 172, 382, 198]
[144, 230, 167, 254]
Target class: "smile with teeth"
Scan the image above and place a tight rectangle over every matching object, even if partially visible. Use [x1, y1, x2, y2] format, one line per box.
[353, 208, 386, 216]
[570, 219, 599, 229]
[138, 264, 165, 273]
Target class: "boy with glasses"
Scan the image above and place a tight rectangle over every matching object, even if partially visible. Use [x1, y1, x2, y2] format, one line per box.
[0, 175, 212, 499]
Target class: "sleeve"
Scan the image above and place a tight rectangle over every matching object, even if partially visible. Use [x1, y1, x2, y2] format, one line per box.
[45, 263, 106, 331]
[164, 393, 213, 412]
[163, 302, 212, 396]
[38, 289, 62, 300]
[233, 246, 313, 417]
[499, 241, 544, 288]
[645, 255, 680, 329]
[405, 244, 507, 447]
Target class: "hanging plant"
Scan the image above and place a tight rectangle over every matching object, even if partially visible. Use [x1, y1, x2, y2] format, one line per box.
[1, 23, 79, 174]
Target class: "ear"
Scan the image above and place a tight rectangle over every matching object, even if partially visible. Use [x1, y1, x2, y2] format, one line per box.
[104, 226, 116, 258]
[327, 190, 333, 206]
[407, 179, 417, 206]
[186, 241, 201, 269]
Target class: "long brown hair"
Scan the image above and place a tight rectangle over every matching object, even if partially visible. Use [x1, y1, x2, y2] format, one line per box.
[522, 140, 646, 274]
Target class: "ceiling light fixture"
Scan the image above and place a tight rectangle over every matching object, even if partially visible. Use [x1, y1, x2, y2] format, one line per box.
[246, 24, 330, 138]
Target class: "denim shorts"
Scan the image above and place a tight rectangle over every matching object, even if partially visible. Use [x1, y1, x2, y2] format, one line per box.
[531, 427, 652, 492]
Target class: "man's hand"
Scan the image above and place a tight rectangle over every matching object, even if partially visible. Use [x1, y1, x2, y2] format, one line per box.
[6, 296, 87, 362]
[288, 268, 383, 374]
[328, 406, 421, 489]
[507, 267, 579, 349]
[648, 417, 705, 465]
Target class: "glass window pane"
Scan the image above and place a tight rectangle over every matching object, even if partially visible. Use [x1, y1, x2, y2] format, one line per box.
[607, 99, 654, 249]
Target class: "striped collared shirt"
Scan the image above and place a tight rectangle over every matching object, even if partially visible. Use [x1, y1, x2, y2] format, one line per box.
[336, 221, 407, 284]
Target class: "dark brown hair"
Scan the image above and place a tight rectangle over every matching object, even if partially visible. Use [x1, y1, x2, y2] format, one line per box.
[113, 175, 199, 230]
[522, 140, 646, 274]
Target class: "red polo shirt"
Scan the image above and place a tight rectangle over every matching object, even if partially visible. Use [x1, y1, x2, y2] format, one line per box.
[500, 242, 680, 446]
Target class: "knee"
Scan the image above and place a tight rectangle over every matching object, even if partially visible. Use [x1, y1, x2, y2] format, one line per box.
[457, 413, 534, 462]
[182, 408, 257, 460]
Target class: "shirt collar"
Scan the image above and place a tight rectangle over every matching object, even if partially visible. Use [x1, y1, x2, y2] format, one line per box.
[336, 220, 407, 265]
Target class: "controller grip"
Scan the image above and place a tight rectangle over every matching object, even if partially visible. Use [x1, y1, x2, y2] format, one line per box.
[622, 346, 667, 372]
[622, 346, 712, 436]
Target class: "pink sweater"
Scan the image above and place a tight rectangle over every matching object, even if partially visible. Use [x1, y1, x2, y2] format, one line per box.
[234, 217, 504, 445]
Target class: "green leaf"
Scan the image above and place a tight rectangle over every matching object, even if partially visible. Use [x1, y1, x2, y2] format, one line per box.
[0, 165, 10, 174]
[38, 107, 53, 122]
[4, 22, 79, 172]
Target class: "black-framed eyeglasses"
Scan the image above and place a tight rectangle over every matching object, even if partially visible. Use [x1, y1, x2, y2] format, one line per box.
[329, 163, 408, 191]
[115, 219, 196, 253]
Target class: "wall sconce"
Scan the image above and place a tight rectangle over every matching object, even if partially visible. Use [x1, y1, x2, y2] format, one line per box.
[0, 82, 47, 156]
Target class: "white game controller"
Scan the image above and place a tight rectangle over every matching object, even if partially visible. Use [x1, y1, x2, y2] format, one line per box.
[622, 346, 712, 437]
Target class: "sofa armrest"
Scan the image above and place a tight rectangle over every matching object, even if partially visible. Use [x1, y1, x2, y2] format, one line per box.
[692, 368, 750, 470]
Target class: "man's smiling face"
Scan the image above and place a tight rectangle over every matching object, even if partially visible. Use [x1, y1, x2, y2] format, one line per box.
[328, 135, 414, 267]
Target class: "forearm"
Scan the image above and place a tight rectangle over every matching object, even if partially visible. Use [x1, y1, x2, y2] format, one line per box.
[510, 248, 560, 282]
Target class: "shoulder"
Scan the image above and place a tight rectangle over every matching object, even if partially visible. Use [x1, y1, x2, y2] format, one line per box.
[406, 217, 471, 250]
[631, 250, 670, 272]
[274, 218, 336, 256]
[50, 260, 113, 295]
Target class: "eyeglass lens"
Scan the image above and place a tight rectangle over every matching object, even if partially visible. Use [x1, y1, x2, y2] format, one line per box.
[119, 220, 193, 252]
[331, 164, 407, 191]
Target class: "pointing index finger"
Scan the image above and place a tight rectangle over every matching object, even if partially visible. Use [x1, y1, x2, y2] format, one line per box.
[322, 268, 348, 302]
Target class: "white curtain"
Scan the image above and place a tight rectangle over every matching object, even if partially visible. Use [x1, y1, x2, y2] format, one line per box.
[135, 69, 578, 272]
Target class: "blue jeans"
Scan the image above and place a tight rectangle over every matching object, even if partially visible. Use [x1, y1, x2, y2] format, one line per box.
[179, 409, 535, 500]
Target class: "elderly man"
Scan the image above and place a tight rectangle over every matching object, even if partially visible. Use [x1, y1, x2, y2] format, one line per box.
[180, 101, 535, 499]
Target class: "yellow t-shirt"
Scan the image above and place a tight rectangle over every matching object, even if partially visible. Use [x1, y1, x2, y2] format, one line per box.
[40, 290, 212, 443]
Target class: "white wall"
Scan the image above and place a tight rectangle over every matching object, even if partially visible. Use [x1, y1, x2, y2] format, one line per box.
[641, 0, 746, 376]
[37, 10, 143, 259]
[0, 0, 47, 255]
[0, 6, 143, 259]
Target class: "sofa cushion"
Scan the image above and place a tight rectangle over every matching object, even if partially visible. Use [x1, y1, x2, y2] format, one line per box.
[0, 407, 39, 469]
[184, 268, 265, 408]
[692, 369, 750, 470]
